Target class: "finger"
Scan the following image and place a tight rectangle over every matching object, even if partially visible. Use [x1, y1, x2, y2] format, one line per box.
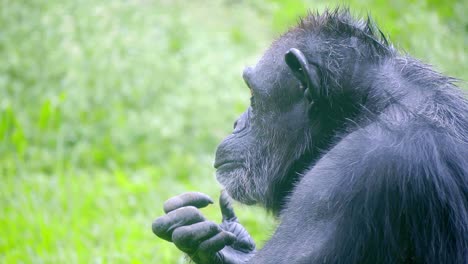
[220, 190, 237, 222]
[172, 221, 221, 253]
[152, 206, 205, 241]
[198, 231, 236, 253]
[163, 192, 213, 213]
[219, 221, 256, 251]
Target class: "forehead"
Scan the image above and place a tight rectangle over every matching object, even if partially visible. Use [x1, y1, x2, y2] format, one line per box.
[247, 33, 305, 105]
[250, 32, 304, 85]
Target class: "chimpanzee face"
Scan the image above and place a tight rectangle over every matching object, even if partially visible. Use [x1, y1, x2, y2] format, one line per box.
[214, 38, 314, 207]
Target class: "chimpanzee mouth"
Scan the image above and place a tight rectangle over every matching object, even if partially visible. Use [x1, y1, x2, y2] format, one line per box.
[213, 160, 243, 170]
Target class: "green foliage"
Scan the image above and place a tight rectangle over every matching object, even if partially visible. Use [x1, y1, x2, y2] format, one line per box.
[0, 0, 466, 263]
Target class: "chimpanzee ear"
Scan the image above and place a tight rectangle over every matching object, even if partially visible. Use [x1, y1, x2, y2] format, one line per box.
[285, 48, 321, 100]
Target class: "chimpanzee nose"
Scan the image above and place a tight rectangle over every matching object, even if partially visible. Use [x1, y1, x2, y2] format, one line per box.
[233, 117, 245, 134]
[233, 111, 248, 134]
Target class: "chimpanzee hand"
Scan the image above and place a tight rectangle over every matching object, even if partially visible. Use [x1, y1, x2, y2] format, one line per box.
[152, 191, 256, 264]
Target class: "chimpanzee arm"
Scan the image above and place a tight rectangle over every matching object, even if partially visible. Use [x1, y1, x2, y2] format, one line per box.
[250, 125, 467, 264]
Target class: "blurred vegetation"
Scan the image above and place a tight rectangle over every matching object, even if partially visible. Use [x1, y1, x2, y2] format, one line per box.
[0, 0, 466, 263]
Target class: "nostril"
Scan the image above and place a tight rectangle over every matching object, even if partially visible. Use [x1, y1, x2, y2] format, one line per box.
[233, 116, 247, 134]
[232, 111, 249, 134]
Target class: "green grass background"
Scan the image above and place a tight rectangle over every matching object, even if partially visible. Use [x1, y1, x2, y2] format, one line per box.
[0, 0, 466, 263]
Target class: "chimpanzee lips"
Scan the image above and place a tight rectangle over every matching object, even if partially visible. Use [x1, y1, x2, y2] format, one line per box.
[213, 160, 242, 170]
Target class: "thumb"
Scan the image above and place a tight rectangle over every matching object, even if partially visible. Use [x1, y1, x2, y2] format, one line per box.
[220, 190, 237, 222]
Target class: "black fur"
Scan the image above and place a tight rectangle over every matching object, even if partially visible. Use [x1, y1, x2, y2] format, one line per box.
[214, 8, 467, 263]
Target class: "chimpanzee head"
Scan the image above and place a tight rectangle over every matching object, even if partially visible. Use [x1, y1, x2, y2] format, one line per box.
[214, 9, 394, 213]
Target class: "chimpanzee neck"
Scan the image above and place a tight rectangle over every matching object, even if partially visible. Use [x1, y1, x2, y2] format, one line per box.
[360, 58, 437, 116]
[265, 146, 320, 216]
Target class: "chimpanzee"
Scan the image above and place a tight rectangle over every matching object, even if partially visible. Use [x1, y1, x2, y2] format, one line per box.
[152, 9, 468, 264]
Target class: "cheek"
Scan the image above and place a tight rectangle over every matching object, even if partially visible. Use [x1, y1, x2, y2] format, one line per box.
[274, 101, 309, 131]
